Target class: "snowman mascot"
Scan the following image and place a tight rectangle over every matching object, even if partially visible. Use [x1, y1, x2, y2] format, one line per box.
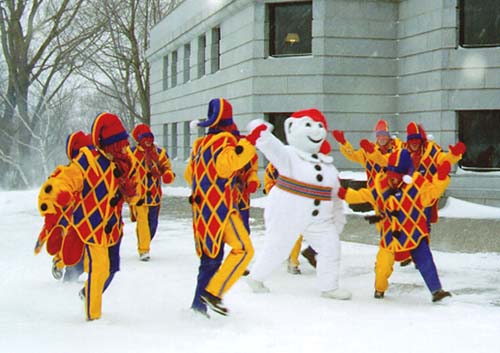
[245, 108, 351, 300]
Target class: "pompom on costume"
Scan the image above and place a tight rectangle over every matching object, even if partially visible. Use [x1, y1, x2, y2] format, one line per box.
[184, 98, 256, 316]
[130, 123, 175, 261]
[38, 112, 139, 321]
[340, 148, 452, 301]
[246, 108, 351, 300]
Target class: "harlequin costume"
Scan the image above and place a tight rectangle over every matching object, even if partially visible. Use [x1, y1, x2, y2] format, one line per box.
[234, 146, 260, 233]
[38, 112, 139, 320]
[130, 124, 175, 261]
[403, 122, 465, 226]
[184, 98, 256, 316]
[246, 109, 351, 300]
[339, 148, 452, 302]
[35, 131, 91, 281]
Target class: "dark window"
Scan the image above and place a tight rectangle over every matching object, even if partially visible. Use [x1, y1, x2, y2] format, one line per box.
[266, 112, 293, 143]
[459, 0, 500, 47]
[458, 110, 500, 170]
[198, 35, 206, 78]
[162, 55, 168, 90]
[171, 122, 178, 159]
[171, 50, 178, 87]
[211, 27, 220, 73]
[269, 1, 312, 56]
[183, 44, 191, 83]
[163, 123, 169, 149]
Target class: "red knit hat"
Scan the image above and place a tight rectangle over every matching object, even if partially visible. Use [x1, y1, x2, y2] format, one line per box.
[66, 131, 92, 160]
[406, 121, 423, 142]
[374, 119, 390, 137]
[132, 124, 154, 143]
[91, 112, 129, 150]
[289, 108, 331, 154]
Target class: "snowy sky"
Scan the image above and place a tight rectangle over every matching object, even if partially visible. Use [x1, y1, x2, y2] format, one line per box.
[1, 187, 499, 353]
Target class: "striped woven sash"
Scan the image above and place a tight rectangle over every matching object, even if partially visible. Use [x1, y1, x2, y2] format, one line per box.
[275, 175, 332, 200]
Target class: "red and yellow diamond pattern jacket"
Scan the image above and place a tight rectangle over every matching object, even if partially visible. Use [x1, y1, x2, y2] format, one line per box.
[184, 132, 257, 259]
[343, 171, 450, 252]
[130, 145, 174, 206]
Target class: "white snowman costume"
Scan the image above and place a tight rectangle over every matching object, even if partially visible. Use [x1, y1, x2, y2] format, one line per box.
[247, 109, 351, 299]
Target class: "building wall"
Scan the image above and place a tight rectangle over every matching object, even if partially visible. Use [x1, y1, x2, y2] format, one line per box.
[147, 0, 500, 205]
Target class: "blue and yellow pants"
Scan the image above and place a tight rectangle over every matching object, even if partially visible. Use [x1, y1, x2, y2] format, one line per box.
[135, 204, 160, 255]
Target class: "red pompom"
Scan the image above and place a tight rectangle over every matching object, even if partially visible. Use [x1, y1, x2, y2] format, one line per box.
[332, 130, 346, 145]
[56, 191, 72, 207]
[247, 181, 259, 193]
[162, 172, 174, 184]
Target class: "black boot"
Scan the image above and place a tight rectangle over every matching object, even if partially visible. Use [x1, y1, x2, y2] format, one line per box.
[374, 290, 385, 299]
[201, 291, 229, 316]
[301, 246, 317, 268]
[432, 289, 451, 302]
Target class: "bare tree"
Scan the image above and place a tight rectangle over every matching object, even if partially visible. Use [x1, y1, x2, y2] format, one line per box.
[0, 0, 102, 187]
[79, 0, 175, 128]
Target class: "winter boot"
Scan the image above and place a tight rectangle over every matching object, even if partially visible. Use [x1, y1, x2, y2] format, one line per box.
[374, 290, 385, 299]
[287, 263, 301, 275]
[246, 278, 270, 293]
[200, 291, 229, 316]
[78, 287, 85, 301]
[321, 288, 352, 300]
[432, 289, 451, 302]
[139, 252, 150, 262]
[242, 269, 250, 276]
[301, 246, 317, 268]
[400, 258, 412, 267]
[51, 259, 64, 280]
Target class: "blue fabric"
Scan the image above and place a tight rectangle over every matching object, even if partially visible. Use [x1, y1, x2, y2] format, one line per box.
[103, 236, 122, 292]
[410, 239, 441, 293]
[148, 205, 160, 240]
[191, 250, 224, 313]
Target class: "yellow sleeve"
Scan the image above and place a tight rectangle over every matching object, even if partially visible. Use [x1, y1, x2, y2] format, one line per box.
[263, 164, 277, 193]
[419, 174, 451, 208]
[345, 187, 377, 208]
[38, 163, 84, 216]
[158, 148, 175, 181]
[339, 140, 367, 165]
[216, 138, 257, 179]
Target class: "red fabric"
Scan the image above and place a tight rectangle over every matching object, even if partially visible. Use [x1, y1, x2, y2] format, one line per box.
[374, 119, 389, 134]
[395, 251, 411, 262]
[56, 191, 72, 207]
[162, 173, 174, 184]
[246, 124, 267, 145]
[337, 186, 347, 200]
[92, 112, 128, 148]
[449, 141, 466, 156]
[332, 130, 346, 145]
[44, 213, 59, 230]
[132, 124, 153, 143]
[247, 180, 259, 193]
[61, 227, 84, 266]
[46, 227, 63, 256]
[290, 109, 328, 130]
[360, 139, 375, 153]
[437, 161, 451, 180]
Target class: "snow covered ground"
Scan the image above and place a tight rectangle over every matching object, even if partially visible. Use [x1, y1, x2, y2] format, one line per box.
[1, 187, 500, 353]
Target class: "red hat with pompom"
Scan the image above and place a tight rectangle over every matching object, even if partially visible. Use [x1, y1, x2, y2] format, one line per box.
[66, 131, 92, 160]
[406, 121, 424, 142]
[91, 112, 129, 153]
[289, 108, 331, 154]
[374, 119, 390, 137]
[132, 124, 154, 143]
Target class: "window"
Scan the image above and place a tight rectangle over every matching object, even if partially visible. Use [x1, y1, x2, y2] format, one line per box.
[265, 112, 292, 143]
[183, 121, 190, 160]
[171, 122, 178, 159]
[162, 55, 169, 90]
[458, 110, 500, 170]
[459, 0, 500, 47]
[268, 1, 312, 56]
[171, 50, 178, 87]
[183, 44, 191, 83]
[198, 35, 206, 78]
[211, 27, 220, 73]
[162, 123, 169, 149]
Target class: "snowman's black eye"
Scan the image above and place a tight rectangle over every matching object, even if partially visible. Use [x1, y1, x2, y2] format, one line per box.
[306, 122, 311, 127]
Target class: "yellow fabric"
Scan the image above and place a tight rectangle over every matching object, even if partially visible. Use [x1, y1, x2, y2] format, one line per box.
[83, 243, 110, 321]
[263, 163, 278, 194]
[288, 236, 303, 267]
[135, 204, 152, 254]
[205, 212, 254, 298]
[374, 247, 395, 292]
[235, 154, 260, 211]
[339, 140, 366, 165]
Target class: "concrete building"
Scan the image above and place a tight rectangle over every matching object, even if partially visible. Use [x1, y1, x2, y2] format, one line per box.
[147, 0, 500, 206]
